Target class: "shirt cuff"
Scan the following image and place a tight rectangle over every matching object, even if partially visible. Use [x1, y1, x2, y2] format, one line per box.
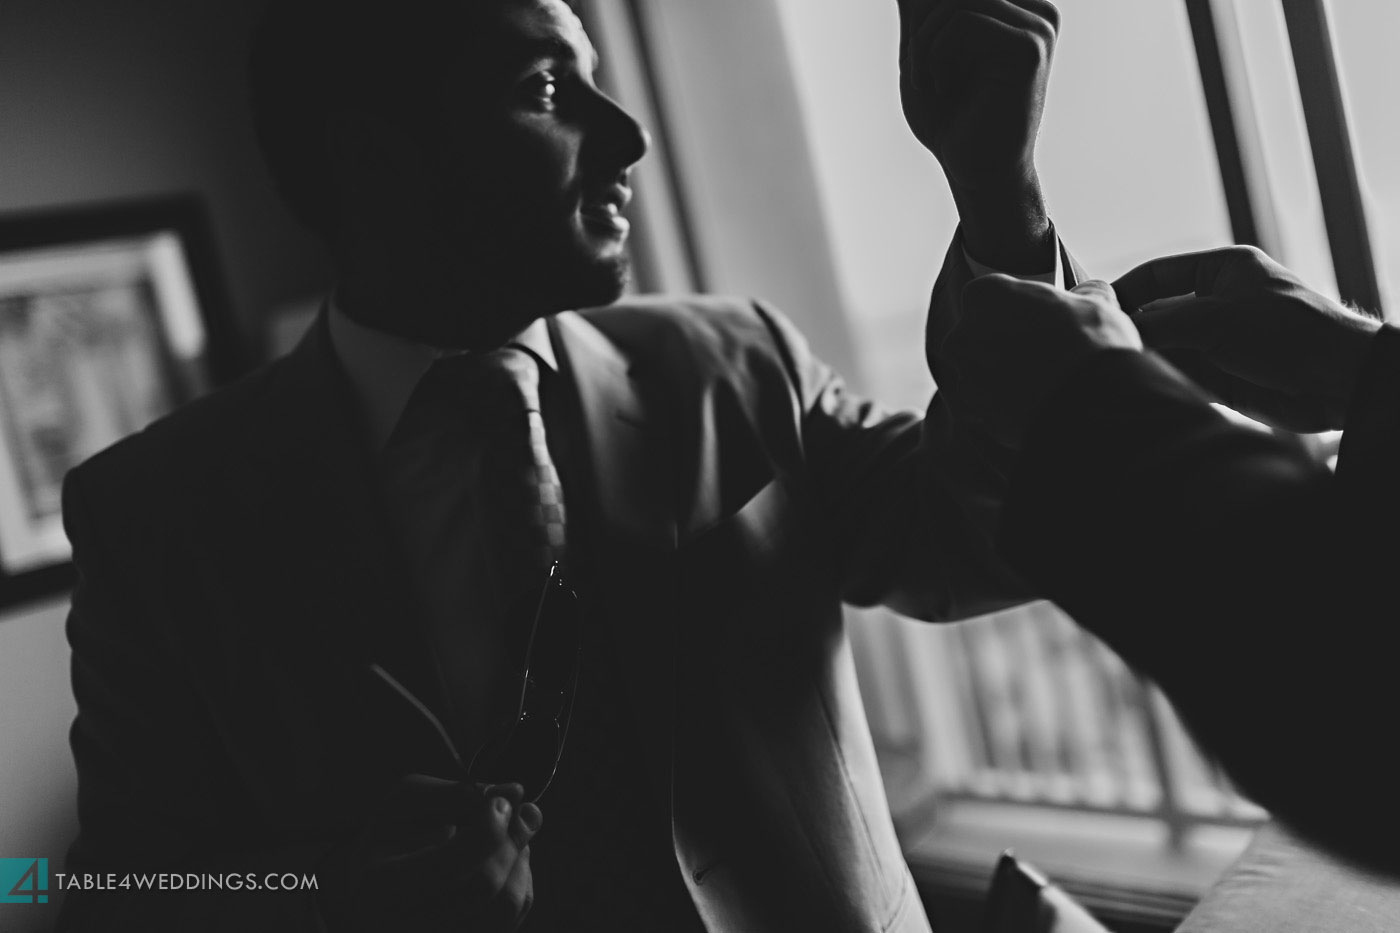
[963, 243, 1064, 289]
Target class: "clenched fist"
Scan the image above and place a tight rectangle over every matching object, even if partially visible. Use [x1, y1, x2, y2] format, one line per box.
[897, 0, 1059, 195]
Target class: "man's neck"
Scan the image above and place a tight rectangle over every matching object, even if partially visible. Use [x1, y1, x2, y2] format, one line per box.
[335, 273, 537, 352]
[326, 291, 559, 452]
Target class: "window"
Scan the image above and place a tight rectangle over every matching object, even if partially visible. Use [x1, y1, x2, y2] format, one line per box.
[1038, 0, 1232, 278]
[772, 0, 1268, 892]
[1230, 0, 1338, 300]
[1329, 3, 1400, 314]
[597, 0, 1380, 918]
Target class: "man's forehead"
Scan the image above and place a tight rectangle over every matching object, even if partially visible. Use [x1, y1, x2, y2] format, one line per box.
[494, 0, 597, 69]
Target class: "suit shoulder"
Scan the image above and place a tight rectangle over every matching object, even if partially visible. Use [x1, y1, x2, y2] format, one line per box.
[576, 294, 793, 370]
[66, 355, 291, 504]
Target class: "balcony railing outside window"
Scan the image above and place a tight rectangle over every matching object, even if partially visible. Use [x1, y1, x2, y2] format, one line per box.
[921, 605, 1266, 847]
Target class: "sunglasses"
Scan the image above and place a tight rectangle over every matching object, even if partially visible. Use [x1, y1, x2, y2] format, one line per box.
[367, 562, 582, 804]
[467, 561, 582, 803]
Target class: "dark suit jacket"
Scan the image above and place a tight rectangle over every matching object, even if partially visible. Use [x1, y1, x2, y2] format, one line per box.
[57, 250, 1033, 930]
[998, 326, 1400, 874]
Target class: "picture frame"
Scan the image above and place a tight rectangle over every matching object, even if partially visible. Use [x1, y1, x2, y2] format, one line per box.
[0, 196, 241, 612]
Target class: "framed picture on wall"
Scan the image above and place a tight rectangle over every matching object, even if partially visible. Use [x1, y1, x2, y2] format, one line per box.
[0, 196, 240, 612]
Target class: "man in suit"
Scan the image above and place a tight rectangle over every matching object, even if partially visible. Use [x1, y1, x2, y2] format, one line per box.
[940, 245, 1400, 873]
[58, 0, 1066, 929]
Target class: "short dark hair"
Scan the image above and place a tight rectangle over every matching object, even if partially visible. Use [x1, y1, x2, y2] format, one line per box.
[246, 0, 481, 241]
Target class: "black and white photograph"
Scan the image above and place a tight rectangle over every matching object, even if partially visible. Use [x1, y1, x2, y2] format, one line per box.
[1, 1, 1399, 932]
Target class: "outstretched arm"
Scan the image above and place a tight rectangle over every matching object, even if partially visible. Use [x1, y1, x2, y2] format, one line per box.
[999, 345, 1400, 874]
[940, 267, 1400, 873]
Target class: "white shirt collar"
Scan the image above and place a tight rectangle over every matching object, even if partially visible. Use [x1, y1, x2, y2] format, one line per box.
[326, 294, 558, 451]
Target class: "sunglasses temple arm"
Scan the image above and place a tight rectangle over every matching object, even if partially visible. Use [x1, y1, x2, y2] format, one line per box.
[368, 662, 467, 773]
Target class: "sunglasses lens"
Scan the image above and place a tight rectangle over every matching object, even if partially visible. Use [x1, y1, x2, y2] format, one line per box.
[528, 572, 581, 687]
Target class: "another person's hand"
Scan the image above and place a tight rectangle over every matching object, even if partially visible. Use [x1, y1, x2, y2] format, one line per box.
[897, 0, 1059, 194]
[1114, 246, 1384, 433]
[946, 276, 1141, 448]
[317, 775, 541, 932]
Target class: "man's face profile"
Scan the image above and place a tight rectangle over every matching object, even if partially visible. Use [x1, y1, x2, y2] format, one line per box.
[395, 0, 651, 342]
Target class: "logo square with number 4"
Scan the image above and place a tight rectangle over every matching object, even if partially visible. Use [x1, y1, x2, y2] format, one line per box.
[0, 859, 48, 905]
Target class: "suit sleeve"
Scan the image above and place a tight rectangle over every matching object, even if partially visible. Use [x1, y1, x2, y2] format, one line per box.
[747, 229, 1073, 622]
[57, 468, 327, 932]
[921, 226, 1086, 545]
[998, 344, 1400, 873]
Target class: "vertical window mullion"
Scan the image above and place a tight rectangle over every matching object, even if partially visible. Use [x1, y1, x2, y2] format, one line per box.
[1280, 0, 1384, 315]
[1183, 0, 1287, 259]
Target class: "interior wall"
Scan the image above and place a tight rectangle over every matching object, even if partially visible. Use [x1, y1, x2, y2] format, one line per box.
[0, 0, 333, 343]
[0, 599, 75, 924]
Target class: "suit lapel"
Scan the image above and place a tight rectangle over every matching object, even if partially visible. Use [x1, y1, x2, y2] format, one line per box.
[549, 311, 681, 789]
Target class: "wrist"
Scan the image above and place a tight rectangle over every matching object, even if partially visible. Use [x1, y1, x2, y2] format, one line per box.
[951, 170, 1054, 275]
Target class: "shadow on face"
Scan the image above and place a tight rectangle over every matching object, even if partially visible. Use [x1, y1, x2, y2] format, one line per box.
[251, 0, 652, 347]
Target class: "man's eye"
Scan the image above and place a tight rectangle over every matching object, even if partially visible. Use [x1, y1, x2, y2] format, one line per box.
[524, 74, 558, 108]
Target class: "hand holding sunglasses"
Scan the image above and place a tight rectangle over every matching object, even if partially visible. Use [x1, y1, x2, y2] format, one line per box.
[315, 773, 541, 931]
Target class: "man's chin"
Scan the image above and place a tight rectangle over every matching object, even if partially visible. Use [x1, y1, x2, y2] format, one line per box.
[544, 251, 631, 311]
[584, 255, 631, 305]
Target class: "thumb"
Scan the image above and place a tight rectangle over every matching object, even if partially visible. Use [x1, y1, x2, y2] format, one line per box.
[961, 272, 1054, 313]
[509, 802, 543, 852]
[1072, 279, 1119, 307]
[1132, 296, 1230, 351]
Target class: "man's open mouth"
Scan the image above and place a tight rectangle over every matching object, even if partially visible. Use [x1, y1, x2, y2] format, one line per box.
[580, 185, 632, 231]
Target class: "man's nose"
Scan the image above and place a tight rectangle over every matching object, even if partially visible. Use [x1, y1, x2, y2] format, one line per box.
[587, 92, 651, 170]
